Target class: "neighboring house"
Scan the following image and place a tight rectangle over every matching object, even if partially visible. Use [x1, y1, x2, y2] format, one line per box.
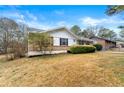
[91, 37, 116, 50]
[28, 27, 93, 56]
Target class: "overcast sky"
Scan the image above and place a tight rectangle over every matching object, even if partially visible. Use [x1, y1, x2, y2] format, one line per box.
[0, 5, 123, 33]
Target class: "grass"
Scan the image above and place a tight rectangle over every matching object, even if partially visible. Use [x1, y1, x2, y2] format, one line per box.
[99, 53, 124, 85]
[0, 51, 124, 86]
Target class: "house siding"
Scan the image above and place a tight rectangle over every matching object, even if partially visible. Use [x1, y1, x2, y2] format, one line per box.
[93, 38, 106, 50]
[47, 29, 77, 46]
[92, 37, 116, 50]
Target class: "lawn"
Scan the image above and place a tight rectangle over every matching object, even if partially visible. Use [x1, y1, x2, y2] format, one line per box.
[0, 51, 124, 87]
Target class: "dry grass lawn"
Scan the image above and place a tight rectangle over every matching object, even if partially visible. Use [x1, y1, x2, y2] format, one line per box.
[0, 51, 124, 87]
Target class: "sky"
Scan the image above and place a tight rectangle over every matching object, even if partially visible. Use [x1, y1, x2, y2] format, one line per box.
[0, 5, 123, 33]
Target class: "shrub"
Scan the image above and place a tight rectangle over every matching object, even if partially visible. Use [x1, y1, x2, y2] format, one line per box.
[93, 44, 103, 51]
[69, 45, 96, 54]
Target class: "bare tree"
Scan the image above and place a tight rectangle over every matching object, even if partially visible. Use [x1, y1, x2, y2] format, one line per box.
[79, 26, 100, 38]
[0, 17, 28, 60]
[0, 17, 18, 53]
[0, 17, 19, 60]
[98, 27, 117, 40]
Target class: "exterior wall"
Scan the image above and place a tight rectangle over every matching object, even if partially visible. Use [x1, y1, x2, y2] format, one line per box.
[92, 38, 116, 50]
[52, 46, 69, 51]
[28, 44, 69, 51]
[93, 38, 106, 50]
[47, 29, 77, 46]
[105, 41, 110, 50]
[28, 29, 77, 51]
[28, 29, 93, 53]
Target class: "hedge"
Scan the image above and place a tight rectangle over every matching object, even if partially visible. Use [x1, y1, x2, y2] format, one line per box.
[68, 45, 96, 54]
[93, 44, 103, 51]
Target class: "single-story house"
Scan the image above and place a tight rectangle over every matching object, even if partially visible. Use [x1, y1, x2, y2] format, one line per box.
[27, 27, 93, 56]
[44, 27, 93, 50]
[91, 37, 116, 50]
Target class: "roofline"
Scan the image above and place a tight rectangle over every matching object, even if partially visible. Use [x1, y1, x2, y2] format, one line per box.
[45, 26, 80, 39]
[80, 37, 94, 42]
[29, 26, 93, 42]
[91, 36, 116, 43]
[46, 26, 67, 32]
[45, 27, 93, 42]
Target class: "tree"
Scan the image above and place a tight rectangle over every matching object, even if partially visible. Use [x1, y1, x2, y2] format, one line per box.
[105, 6, 123, 41]
[108, 30, 117, 40]
[11, 30, 28, 58]
[98, 27, 117, 40]
[71, 25, 81, 35]
[28, 32, 53, 54]
[118, 26, 124, 29]
[0, 17, 28, 60]
[79, 26, 100, 38]
[106, 5, 124, 16]
[118, 26, 124, 38]
[120, 30, 124, 38]
[0, 17, 18, 54]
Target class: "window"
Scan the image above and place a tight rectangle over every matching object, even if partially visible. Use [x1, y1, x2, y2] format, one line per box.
[60, 38, 68, 46]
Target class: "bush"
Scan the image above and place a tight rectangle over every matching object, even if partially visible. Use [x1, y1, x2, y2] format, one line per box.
[93, 44, 103, 51]
[69, 45, 96, 54]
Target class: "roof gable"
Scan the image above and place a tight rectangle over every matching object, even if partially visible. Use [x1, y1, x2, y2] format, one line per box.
[45, 27, 80, 39]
